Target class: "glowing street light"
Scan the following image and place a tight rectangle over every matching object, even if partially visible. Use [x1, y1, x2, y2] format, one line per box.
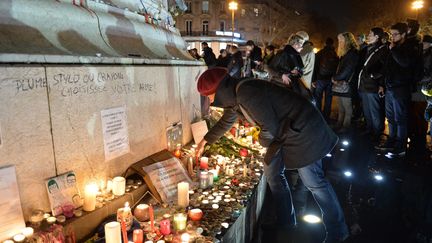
[228, 1, 238, 45]
[411, 0, 424, 19]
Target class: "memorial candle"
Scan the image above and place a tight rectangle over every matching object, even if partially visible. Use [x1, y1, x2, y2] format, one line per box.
[133, 229, 143, 243]
[13, 234, 25, 243]
[199, 157, 209, 169]
[22, 227, 34, 237]
[149, 204, 154, 231]
[207, 172, 214, 187]
[177, 182, 189, 208]
[173, 213, 187, 231]
[83, 183, 98, 211]
[112, 177, 126, 196]
[199, 171, 209, 189]
[104, 222, 121, 243]
[188, 208, 203, 221]
[133, 204, 149, 222]
[120, 220, 128, 243]
[174, 144, 182, 158]
[159, 219, 171, 235]
[181, 233, 190, 243]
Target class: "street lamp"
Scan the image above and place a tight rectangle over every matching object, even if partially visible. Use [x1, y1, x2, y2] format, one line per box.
[411, 0, 424, 19]
[228, 1, 238, 45]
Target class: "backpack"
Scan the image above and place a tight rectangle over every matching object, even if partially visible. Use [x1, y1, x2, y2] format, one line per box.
[318, 49, 339, 76]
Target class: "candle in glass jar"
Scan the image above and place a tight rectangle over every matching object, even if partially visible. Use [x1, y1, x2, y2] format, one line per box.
[199, 157, 209, 169]
[133, 229, 143, 243]
[199, 171, 209, 189]
[177, 182, 189, 208]
[83, 183, 98, 211]
[133, 204, 149, 222]
[174, 144, 182, 158]
[105, 221, 121, 243]
[112, 177, 126, 196]
[173, 213, 187, 231]
[207, 172, 214, 187]
[159, 219, 171, 235]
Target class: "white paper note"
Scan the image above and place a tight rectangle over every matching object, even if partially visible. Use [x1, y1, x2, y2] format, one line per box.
[101, 106, 130, 161]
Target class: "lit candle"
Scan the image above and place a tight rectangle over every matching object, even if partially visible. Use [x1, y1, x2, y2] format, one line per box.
[212, 204, 219, 209]
[177, 182, 189, 208]
[133, 229, 143, 243]
[207, 171, 214, 187]
[199, 157, 209, 169]
[112, 177, 126, 196]
[83, 183, 98, 211]
[174, 144, 182, 158]
[105, 221, 121, 243]
[133, 204, 149, 222]
[117, 202, 133, 231]
[22, 227, 34, 237]
[3, 240, 14, 243]
[13, 234, 25, 242]
[121, 220, 128, 243]
[159, 219, 171, 235]
[188, 208, 203, 221]
[46, 216, 56, 224]
[173, 213, 187, 231]
[181, 233, 190, 243]
[199, 171, 209, 189]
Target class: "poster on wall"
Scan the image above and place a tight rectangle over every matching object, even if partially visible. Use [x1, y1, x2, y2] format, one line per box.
[101, 106, 130, 161]
[0, 166, 25, 241]
[142, 157, 192, 203]
[45, 171, 81, 216]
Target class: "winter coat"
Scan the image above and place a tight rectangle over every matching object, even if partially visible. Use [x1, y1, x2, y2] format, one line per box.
[332, 48, 359, 97]
[250, 46, 263, 69]
[383, 40, 418, 90]
[300, 42, 315, 89]
[313, 45, 339, 81]
[216, 54, 231, 68]
[358, 43, 389, 93]
[227, 51, 243, 79]
[204, 76, 338, 169]
[202, 47, 217, 67]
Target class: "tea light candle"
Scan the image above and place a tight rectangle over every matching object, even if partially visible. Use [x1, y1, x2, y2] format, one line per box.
[208, 196, 215, 200]
[202, 191, 209, 196]
[134, 204, 149, 222]
[47, 216, 56, 224]
[74, 209, 83, 217]
[189, 208, 203, 221]
[202, 200, 209, 205]
[112, 177, 126, 196]
[13, 234, 25, 242]
[212, 204, 219, 209]
[177, 182, 189, 208]
[159, 219, 171, 235]
[22, 227, 34, 237]
[43, 213, 51, 219]
[173, 213, 187, 231]
[105, 221, 121, 243]
[133, 229, 143, 243]
[83, 183, 98, 211]
[162, 213, 172, 220]
[199, 171, 209, 189]
[181, 233, 190, 243]
[3, 240, 14, 243]
[199, 157, 209, 169]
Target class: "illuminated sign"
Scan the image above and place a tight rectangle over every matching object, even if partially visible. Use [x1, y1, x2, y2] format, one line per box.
[215, 31, 241, 38]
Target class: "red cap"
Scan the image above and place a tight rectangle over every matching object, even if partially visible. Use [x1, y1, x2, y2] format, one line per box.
[197, 67, 228, 95]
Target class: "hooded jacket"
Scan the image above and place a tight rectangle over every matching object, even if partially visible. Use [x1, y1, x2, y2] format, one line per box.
[203, 76, 338, 169]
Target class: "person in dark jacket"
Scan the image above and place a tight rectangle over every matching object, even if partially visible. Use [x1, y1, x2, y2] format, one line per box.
[195, 67, 348, 242]
[201, 42, 217, 67]
[227, 45, 243, 79]
[421, 35, 432, 150]
[313, 37, 339, 120]
[332, 32, 359, 133]
[377, 23, 418, 155]
[358, 27, 389, 141]
[246, 40, 263, 71]
[216, 49, 230, 68]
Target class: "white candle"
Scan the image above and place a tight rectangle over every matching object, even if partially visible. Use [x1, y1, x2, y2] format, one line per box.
[13, 234, 25, 242]
[104, 221, 121, 243]
[177, 182, 189, 208]
[3, 240, 14, 243]
[22, 227, 34, 237]
[83, 183, 98, 211]
[106, 179, 113, 193]
[112, 177, 126, 196]
[181, 233, 190, 243]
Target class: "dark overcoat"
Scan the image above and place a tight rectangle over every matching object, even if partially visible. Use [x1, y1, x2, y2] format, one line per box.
[203, 76, 338, 169]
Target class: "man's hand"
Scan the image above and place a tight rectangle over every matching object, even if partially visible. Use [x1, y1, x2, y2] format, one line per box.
[282, 74, 292, 85]
[196, 139, 207, 158]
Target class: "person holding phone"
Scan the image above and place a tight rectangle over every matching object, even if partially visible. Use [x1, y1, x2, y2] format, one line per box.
[357, 27, 389, 142]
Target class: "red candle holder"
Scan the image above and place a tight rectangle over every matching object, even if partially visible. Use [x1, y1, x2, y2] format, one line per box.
[133, 229, 143, 243]
[188, 208, 203, 221]
[159, 219, 171, 235]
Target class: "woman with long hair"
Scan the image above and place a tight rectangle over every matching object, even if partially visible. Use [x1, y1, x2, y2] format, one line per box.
[332, 32, 359, 133]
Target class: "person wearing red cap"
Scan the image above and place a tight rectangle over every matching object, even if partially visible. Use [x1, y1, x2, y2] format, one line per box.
[195, 67, 349, 242]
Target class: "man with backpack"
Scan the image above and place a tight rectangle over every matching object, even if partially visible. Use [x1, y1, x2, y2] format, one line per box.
[195, 67, 349, 243]
[313, 38, 339, 120]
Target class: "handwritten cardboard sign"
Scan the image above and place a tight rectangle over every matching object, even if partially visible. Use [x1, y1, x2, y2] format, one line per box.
[45, 171, 81, 216]
[141, 157, 192, 203]
[0, 166, 25, 241]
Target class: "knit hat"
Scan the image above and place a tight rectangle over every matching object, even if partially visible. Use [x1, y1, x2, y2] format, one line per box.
[197, 67, 228, 95]
[423, 35, 432, 43]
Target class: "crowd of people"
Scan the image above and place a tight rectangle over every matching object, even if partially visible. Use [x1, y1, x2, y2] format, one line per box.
[190, 18, 432, 159]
